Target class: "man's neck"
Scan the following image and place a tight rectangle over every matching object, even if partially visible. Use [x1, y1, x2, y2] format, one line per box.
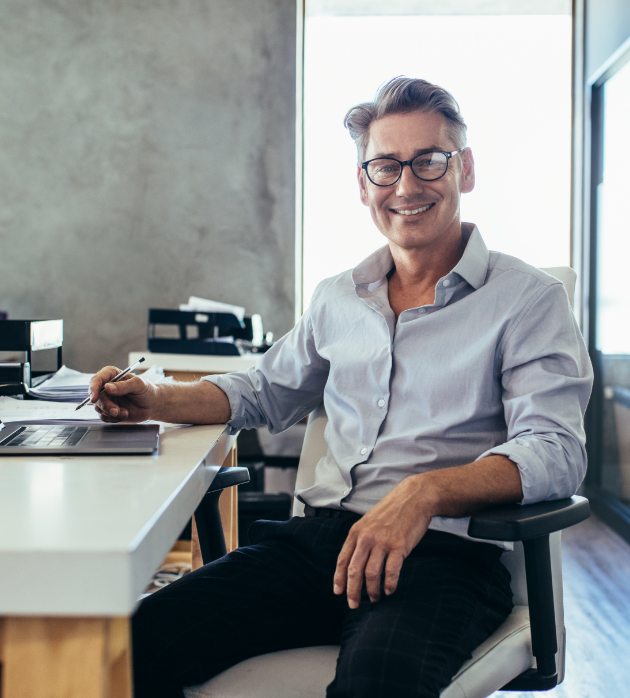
[387, 226, 466, 319]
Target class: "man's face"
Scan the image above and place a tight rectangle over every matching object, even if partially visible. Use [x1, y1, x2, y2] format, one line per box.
[357, 110, 475, 254]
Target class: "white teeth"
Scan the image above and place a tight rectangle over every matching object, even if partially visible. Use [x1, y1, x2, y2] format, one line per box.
[394, 204, 433, 215]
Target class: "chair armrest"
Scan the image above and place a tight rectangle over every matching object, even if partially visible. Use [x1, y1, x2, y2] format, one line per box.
[194, 466, 250, 565]
[468, 495, 589, 687]
[206, 466, 250, 493]
[467, 495, 590, 541]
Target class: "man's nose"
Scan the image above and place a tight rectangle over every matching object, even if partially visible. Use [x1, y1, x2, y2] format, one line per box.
[395, 163, 424, 197]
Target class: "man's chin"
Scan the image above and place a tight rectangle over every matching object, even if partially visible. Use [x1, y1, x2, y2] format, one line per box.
[384, 231, 438, 252]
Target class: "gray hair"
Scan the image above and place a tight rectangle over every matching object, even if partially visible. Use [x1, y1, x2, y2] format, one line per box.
[344, 77, 467, 162]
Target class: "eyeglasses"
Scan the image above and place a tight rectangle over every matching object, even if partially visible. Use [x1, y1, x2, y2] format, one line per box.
[361, 148, 466, 187]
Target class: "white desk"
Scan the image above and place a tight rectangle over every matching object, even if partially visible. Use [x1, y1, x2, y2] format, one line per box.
[0, 423, 236, 697]
[129, 350, 250, 570]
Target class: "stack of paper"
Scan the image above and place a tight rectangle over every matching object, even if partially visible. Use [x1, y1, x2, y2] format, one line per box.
[0, 364, 172, 425]
[28, 366, 94, 402]
[179, 296, 246, 322]
[28, 364, 168, 403]
[0, 396, 101, 424]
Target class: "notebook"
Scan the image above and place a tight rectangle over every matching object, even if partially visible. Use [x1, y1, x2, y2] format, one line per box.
[0, 421, 159, 455]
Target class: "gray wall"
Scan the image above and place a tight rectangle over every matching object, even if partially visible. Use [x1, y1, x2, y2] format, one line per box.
[0, 0, 296, 373]
[586, 0, 630, 79]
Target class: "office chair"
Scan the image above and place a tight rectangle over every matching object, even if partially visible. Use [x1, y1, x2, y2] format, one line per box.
[185, 267, 590, 698]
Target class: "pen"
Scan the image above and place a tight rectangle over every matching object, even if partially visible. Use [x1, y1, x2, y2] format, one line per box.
[75, 357, 146, 411]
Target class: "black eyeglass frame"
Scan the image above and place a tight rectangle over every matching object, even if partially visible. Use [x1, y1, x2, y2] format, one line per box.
[361, 148, 467, 187]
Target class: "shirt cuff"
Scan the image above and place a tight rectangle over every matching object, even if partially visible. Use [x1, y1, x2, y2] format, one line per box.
[201, 374, 243, 435]
[477, 440, 551, 505]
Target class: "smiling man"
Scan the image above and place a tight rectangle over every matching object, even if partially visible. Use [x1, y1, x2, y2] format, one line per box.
[91, 78, 592, 698]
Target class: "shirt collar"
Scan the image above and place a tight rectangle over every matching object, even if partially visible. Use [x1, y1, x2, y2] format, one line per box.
[351, 222, 490, 290]
[352, 245, 394, 286]
[452, 223, 489, 290]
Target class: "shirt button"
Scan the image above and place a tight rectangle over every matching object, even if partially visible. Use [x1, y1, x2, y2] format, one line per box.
[377, 399, 385, 407]
[443, 279, 451, 287]
[360, 447, 368, 455]
[343, 488, 350, 496]
[418, 308, 426, 314]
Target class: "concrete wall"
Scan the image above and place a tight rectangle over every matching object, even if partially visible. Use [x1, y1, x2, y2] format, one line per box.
[586, 0, 630, 79]
[0, 0, 296, 373]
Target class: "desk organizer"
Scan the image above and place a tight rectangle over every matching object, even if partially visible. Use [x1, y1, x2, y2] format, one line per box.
[147, 309, 253, 356]
[0, 320, 63, 386]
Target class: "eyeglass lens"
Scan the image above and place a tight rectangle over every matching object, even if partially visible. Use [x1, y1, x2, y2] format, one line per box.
[366, 152, 449, 185]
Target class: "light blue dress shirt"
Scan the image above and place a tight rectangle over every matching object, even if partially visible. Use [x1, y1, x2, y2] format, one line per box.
[205, 224, 593, 544]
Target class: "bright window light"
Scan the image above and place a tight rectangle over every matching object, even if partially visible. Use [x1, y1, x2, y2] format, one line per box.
[302, 13, 572, 309]
[597, 60, 630, 355]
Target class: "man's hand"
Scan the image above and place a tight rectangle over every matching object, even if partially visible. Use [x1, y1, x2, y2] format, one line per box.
[89, 366, 157, 422]
[333, 455, 523, 609]
[88, 366, 232, 425]
[333, 475, 435, 609]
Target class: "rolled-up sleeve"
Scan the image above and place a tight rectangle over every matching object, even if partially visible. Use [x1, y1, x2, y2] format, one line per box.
[478, 282, 593, 504]
[202, 305, 330, 435]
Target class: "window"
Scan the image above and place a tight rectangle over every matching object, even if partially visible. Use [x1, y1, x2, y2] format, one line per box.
[590, 54, 630, 505]
[301, 2, 573, 309]
[596, 62, 630, 354]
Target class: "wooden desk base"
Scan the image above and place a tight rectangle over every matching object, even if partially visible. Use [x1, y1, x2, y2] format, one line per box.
[0, 443, 238, 698]
[0, 616, 132, 698]
[162, 369, 239, 572]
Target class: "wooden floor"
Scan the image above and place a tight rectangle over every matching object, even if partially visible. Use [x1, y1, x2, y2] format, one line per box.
[492, 515, 630, 698]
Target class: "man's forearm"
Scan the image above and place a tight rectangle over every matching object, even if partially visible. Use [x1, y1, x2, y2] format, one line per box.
[415, 454, 523, 519]
[152, 380, 231, 425]
[333, 454, 523, 608]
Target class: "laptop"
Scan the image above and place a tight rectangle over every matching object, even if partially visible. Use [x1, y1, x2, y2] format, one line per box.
[0, 420, 160, 455]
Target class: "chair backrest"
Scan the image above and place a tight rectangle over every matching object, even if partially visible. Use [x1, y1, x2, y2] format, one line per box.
[540, 267, 576, 310]
[293, 402, 328, 518]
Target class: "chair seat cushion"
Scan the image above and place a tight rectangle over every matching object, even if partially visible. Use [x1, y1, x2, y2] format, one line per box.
[184, 607, 533, 698]
[184, 645, 340, 698]
[441, 606, 532, 698]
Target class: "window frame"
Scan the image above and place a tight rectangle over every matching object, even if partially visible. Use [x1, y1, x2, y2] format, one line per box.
[583, 34, 630, 539]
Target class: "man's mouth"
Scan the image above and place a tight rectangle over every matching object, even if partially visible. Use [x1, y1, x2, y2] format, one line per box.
[390, 203, 435, 216]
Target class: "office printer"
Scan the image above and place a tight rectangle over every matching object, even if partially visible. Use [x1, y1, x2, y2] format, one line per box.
[147, 308, 265, 356]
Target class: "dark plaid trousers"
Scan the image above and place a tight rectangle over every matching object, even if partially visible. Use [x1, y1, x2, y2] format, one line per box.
[132, 516, 513, 698]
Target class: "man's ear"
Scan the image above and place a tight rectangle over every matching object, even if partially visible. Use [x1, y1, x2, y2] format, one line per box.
[460, 148, 475, 194]
[357, 164, 370, 206]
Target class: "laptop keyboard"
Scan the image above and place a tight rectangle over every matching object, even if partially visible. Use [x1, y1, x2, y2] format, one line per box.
[0, 426, 89, 448]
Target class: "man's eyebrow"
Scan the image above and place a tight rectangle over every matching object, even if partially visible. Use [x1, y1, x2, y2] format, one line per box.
[368, 146, 447, 160]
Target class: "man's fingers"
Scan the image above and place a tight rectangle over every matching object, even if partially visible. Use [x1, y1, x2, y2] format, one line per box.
[92, 374, 145, 416]
[94, 405, 124, 423]
[94, 391, 122, 415]
[89, 368, 143, 405]
[93, 390, 130, 420]
[333, 532, 357, 596]
[364, 548, 387, 603]
[383, 550, 404, 597]
[344, 542, 371, 609]
[94, 401, 129, 420]
[104, 374, 145, 397]
[89, 366, 121, 402]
